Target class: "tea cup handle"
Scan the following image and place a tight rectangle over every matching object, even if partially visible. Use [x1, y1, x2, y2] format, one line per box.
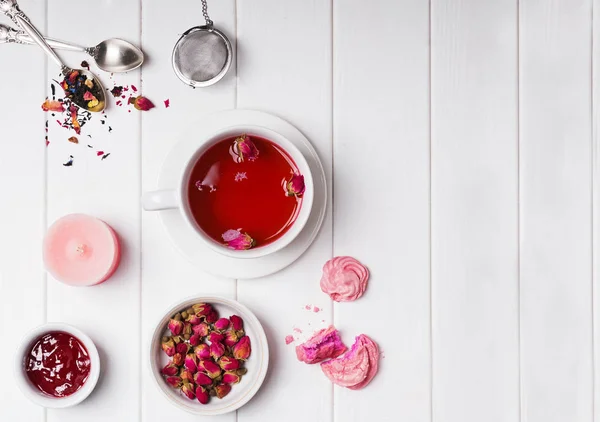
[142, 190, 178, 211]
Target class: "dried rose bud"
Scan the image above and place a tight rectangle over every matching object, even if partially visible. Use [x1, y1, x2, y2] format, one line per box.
[218, 356, 240, 371]
[210, 342, 226, 360]
[196, 386, 210, 405]
[286, 174, 305, 197]
[168, 319, 184, 336]
[183, 333, 191, 340]
[181, 311, 189, 320]
[205, 310, 219, 324]
[224, 330, 239, 347]
[161, 337, 176, 357]
[165, 376, 182, 388]
[183, 322, 193, 336]
[230, 315, 244, 331]
[181, 382, 195, 400]
[132, 95, 155, 111]
[236, 368, 248, 376]
[173, 313, 183, 321]
[192, 303, 212, 317]
[186, 314, 202, 325]
[184, 353, 198, 373]
[231, 134, 259, 162]
[176, 342, 190, 355]
[214, 318, 230, 331]
[209, 387, 217, 397]
[222, 371, 241, 384]
[172, 353, 184, 366]
[193, 372, 213, 386]
[194, 343, 211, 360]
[208, 332, 225, 344]
[221, 229, 255, 250]
[161, 362, 179, 377]
[199, 359, 222, 379]
[172, 335, 184, 344]
[233, 336, 252, 360]
[215, 383, 232, 399]
[193, 323, 210, 337]
[179, 368, 194, 383]
[189, 334, 201, 346]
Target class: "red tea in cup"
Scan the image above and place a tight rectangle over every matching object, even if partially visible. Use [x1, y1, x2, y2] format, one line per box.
[187, 134, 305, 250]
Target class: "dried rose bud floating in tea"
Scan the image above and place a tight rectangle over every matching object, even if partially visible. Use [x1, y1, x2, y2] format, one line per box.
[188, 135, 303, 249]
[25, 331, 91, 397]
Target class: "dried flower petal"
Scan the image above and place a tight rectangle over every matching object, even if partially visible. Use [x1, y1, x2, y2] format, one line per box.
[233, 336, 252, 360]
[41, 99, 64, 112]
[68, 136, 78, 144]
[222, 229, 255, 250]
[286, 174, 305, 197]
[110, 86, 123, 97]
[192, 303, 212, 317]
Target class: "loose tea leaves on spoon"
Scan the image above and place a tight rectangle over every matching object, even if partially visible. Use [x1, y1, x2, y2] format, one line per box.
[61, 70, 104, 112]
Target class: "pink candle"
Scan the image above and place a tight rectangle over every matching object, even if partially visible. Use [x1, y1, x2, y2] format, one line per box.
[43, 214, 121, 286]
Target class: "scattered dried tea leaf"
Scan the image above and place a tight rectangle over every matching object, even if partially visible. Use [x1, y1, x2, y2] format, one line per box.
[81, 60, 90, 70]
[63, 155, 74, 167]
[110, 86, 123, 97]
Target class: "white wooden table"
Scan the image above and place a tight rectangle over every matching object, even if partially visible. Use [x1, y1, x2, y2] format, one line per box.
[1, 0, 598, 421]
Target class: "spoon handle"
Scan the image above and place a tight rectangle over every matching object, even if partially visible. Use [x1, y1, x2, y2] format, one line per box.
[0, 0, 67, 71]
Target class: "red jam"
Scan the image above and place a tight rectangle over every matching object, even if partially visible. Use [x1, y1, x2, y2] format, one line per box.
[187, 135, 302, 247]
[25, 331, 91, 398]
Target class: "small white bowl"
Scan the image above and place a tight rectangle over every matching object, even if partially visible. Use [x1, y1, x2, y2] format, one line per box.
[149, 296, 269, 416]
[14, 323, 100, 408]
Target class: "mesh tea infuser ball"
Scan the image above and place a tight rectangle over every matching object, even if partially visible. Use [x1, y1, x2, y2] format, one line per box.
[172, 0, 232, 88]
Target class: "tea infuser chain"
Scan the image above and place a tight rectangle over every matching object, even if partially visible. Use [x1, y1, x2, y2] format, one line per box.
[201, 0, 213, 27]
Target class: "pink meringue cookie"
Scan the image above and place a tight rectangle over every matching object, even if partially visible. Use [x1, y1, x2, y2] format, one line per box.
[295, 326, 347, 364]
[320, 334, 379, 390]
[320, 256, 369, 302]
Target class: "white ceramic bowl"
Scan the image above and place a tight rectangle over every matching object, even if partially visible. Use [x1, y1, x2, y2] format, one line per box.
[149, 296, 269, 416]
[14, 323, 100, 408]
[142, 125, 314, 260]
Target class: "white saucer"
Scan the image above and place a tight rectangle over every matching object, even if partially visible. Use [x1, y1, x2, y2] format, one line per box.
[154, 110, 327, 279]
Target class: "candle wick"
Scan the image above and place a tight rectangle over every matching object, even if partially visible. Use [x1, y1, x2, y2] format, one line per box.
[76, 244, 86, 255]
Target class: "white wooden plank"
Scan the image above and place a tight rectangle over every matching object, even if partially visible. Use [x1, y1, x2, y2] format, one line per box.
[0, 0, 47, 419]
[236, 1, 333, 422]
[594, 0, 600, 420]
[140, 1, 237, 421]
[44, 1, 142, 420]
[520, 1, 593, 421]
[431, 1, 520, 421]
[332, 1, 430, 421]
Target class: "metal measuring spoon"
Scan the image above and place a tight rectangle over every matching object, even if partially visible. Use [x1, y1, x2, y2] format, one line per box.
[0, 0, 106, 112]
[0, 24, 144, 73]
